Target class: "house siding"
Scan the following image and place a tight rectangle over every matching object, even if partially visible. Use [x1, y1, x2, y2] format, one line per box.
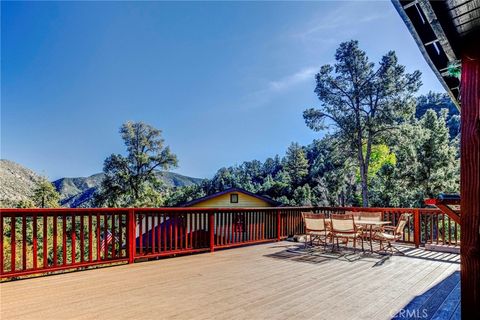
[189, 191, 271, 208]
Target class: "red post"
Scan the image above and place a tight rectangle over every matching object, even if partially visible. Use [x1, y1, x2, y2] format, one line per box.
[127, 209, 135, 264]
[414, 209, 420, 248]
[276, 210, 281, 241]
[460, 47, 480, 319]
[209, 212, 215, 253]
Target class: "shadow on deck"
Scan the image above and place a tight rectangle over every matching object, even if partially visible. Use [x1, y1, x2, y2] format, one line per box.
[264, 242, 460, 320]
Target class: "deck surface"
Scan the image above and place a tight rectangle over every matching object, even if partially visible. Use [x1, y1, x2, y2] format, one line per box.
[0, 241, 460, 320]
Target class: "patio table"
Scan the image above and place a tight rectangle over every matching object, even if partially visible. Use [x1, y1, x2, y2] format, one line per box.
[354, 220, 391, 253]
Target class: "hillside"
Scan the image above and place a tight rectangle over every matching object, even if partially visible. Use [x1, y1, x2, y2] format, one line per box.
[0, 159, 203, 208]
[0, 159, 43, 207]
[53, 171, 204, 208]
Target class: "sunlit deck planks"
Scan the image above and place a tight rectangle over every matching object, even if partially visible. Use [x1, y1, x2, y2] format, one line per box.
[0, 241, 459, 320]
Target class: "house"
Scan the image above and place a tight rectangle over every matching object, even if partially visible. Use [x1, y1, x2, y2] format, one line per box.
[181, 187, 281, 207]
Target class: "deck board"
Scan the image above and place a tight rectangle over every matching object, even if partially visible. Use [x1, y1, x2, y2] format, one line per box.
[0, 241, 460, 320]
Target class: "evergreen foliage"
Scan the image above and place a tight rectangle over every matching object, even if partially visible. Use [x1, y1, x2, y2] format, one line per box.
[95, 121, 178, 207]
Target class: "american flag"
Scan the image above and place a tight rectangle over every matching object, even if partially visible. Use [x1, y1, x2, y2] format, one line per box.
[100, 230, 114, 252]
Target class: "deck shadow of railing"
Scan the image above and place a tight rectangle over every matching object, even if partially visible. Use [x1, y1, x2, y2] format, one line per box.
[263, 243, 460, 267]
[263, 243, 385, 265]
[396, 247, 460, 264]
[391, 270, 460, 320]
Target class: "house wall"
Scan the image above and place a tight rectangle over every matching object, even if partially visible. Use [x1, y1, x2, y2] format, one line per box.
[189, 191, 271, 208]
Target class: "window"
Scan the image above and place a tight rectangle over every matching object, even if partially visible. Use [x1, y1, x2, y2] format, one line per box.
[230, 193, 239, 203]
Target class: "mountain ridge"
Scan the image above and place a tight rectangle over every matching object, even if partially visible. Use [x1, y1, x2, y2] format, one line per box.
[1, 159, 204, 208]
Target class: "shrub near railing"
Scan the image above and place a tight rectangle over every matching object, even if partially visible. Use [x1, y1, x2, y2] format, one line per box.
[0, 206, 460, 279]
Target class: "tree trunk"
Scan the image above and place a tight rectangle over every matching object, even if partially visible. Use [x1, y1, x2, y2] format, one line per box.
[357, 144, 369, 207]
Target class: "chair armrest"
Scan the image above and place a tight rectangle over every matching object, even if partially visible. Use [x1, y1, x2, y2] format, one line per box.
[382, 226, 396, 233]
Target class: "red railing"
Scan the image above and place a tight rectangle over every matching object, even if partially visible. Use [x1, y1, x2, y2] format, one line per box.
[0, 206, 460, 279]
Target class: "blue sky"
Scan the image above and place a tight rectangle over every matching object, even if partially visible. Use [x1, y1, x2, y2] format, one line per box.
[1, 1, 444, 180]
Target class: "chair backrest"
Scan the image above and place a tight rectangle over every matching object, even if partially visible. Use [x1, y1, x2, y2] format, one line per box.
[346, 211, 361, 220]
[330, 214, 355, 233]
[395, 213, 411, 235]
[358, 211, 383, 221]
[302, 212, 326, 232]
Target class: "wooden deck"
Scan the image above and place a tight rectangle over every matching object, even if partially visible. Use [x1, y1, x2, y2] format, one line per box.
[0, 241, 460, 320]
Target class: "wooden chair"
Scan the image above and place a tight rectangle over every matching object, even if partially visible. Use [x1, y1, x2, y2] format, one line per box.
[330, 214, 364, 252]
[302, 212, 329, 250]
[373, 213, 411, 255]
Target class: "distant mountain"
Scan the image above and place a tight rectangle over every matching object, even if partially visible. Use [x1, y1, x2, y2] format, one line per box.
[53, 171, 204, 208]
[0, 159, 43, 207]
[0, 159, 204, 208]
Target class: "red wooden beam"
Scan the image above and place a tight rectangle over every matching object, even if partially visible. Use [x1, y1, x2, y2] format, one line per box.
[460, 46, 480, 319]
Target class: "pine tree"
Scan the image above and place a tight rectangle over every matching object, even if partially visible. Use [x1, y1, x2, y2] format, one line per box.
[32, 178, 61, 208]
[304, 40, 421, 206]
[284, 142, 309, 187]
[95, 121, 178, 207]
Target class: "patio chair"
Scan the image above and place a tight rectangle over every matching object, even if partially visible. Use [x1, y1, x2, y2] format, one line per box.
[350, 211, 383, 239]
[302, 212, 330, 250]
[373, 213, 411, 255]
[330, 214, 364, 253]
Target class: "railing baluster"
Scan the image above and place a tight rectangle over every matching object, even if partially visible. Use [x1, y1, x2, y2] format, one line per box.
[139, 214, 143, 255]
[10, 216, 16, 272]
[22, 215, 27, 270]
[80, 214, 85, 262]
[43, 214, 48, 268]
[53, 215, 57, 267]
[33, 214, 38, 270]
[72, 213, 76, 264]
[157, 214, 161, 252]
[88, 213, 93, 262]
[149, 214, 154, 254]
[96, 213, 101, 261]
[62, 214, 67, 265]
[174, 213, 178, 250]
[0, 215, 4, 274]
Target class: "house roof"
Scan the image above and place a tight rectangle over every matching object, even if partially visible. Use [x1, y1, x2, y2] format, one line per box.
[180, 187, 282, 207]
[392, 0, 480, 109]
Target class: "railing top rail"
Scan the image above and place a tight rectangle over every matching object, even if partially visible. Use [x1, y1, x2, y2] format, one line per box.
[0, 206, 443, 215]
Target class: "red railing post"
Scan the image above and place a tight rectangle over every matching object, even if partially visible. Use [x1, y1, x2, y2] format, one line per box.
[276, 209, 281, 241]
[209, 212, 215, 253]
[414, 209, 421, 248]
[127, 209, 136, 264]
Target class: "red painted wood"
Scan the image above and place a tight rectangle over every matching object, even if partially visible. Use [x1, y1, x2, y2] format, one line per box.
[413, 210, 420, 248]
[80, 214, 85, 262]
[138, 215, 143, 255]
[460, 50, 480, 319]
[0, 257, 129, 279]
[163, 214, 167, 252]
[62, 214, 66, 265]
[0, 206, 458, 279]
[1, 216, 4, 274]
[10, 216, 15, 272]
[110, 214, 114, 258]
[96, 213, 101, 261]
[72, 214, 76, 264]
[127, 209, 135, 264]
[88, 214, 93, 262]
[43, 214, 47, 268]
[22, 215, 27, 270]
[33, 215, 38, 269]
[209, 212, 214, 252]
[53, 215, 57, 266]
